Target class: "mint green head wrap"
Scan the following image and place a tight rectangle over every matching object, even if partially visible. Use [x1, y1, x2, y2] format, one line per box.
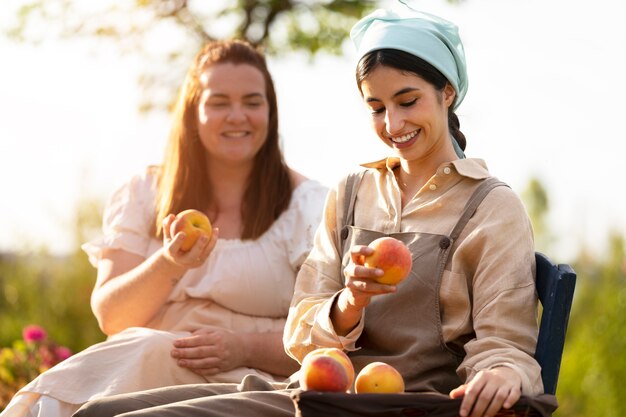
[350, 6, 468, 110]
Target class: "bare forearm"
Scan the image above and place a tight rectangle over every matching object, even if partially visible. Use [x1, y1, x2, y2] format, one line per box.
[331, 290, 363, 336]
[92, 248, 187, 335]
[241, 331, 300, 376]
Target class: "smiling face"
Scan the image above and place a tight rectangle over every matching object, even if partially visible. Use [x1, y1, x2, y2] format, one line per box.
[360, 65, 457, 166]
[197, 63, 269, 167]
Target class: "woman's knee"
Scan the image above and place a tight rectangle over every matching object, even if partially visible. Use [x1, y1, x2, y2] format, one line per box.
[73, 395, 151, 417]
[73, 398, 115, 417]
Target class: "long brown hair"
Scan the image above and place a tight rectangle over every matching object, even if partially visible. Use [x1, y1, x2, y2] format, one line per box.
[154, 39, 292, 240]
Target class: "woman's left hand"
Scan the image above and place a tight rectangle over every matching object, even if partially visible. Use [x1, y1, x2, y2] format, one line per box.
[171, 326, 246, 375]
[449, 367, 522, 417]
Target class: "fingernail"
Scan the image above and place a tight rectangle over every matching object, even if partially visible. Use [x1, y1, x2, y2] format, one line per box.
[376, 269, 384, 276]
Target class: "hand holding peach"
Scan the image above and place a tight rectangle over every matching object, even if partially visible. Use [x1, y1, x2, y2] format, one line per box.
[364, 237, 412, 285]
[170, 209, 213, 252]
[161, 210, 217, 270]
[299, 348, 355, 392]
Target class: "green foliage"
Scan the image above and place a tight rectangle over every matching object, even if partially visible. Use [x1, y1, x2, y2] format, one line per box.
[5, 1, 377, 55]
[554, 234, 626, 417]
[521, 177, 626, 415]
[0, 197, 106, 360]
[0, 250, 105, 353]
[0, 198, 106, 410]
[279, 1, 375, 54]
[522, 177, 552, 253]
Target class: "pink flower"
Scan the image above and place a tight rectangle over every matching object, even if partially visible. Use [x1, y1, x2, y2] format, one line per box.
[22, 325, 47, 343]
[54, 346, 72, 361]
[38, 345, 55, 367]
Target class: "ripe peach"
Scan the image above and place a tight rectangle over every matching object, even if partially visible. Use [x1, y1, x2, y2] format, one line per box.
[355, 361, 405, 394]
[306, 348, 355, 387]
[299, 348, 355, 392]
[364, 237, 412, 285]
[170, 209, 212, 252]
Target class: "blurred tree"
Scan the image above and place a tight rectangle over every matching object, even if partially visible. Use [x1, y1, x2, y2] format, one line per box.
[4, 0, 461, 112]
[5, 0, 377, 112]
[7, 0, 377, 52]
[555, 234, 626, 417]
[522, 177, 552, 254]
[520, 176, 626, 416]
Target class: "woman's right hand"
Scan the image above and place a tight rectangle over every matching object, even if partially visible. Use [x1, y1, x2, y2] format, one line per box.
[332, 244, 397, 335]
[161, 214, 218, 269]
[341, 244, 398, 308]
[91, 217, 218, 335]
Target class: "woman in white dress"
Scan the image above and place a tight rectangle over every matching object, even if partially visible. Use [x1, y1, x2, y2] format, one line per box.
[0, 39, 328, 417]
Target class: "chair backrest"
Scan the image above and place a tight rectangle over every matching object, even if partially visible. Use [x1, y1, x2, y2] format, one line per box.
[534, 251, 577, 395]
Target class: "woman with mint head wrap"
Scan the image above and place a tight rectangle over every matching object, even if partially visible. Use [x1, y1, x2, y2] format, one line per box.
[72, 5, 547, 417]
[350, 6, 469, 163]
[336, 5, 542, 417]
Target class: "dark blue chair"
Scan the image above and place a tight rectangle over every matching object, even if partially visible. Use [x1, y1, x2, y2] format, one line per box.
[534, 252, 577, 395]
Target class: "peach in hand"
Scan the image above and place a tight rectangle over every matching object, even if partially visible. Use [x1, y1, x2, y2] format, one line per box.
[299, 348, 355, 392]
[354, 361, 405, 394]
[364, 237, 412, 285]
[170, 209, 212, 252]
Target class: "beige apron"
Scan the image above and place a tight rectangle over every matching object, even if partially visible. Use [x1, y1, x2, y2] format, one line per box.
[340, 172, 506, 393]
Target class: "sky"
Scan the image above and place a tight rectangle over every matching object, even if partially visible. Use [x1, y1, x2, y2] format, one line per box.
[1, 0, 625, 262]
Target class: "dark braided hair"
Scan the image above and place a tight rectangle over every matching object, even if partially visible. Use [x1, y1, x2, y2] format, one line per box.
[355, 48, 466, 151]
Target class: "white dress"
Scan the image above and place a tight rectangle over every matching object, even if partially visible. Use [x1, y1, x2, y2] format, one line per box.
[0, 171, 328, 417]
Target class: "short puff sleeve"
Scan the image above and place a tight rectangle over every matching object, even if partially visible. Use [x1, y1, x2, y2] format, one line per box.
[82, 172, 157, 266]
[276, 180, 329, 271]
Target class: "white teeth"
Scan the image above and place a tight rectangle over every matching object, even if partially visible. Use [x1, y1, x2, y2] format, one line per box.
[223, 131, 248, 138]
[391, 130, 418, 143]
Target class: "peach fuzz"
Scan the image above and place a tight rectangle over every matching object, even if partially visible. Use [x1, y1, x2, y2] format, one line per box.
[364, 237, 413, 285]
[170, 209, 212, 252]
[299, 348, 354, 392]
[354, 361, 405, 394]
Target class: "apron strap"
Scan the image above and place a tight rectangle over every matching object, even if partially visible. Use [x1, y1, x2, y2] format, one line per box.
[338, 169, 366, 257]
[341, 170, 366, 235]
[445, 177, 509, 247]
